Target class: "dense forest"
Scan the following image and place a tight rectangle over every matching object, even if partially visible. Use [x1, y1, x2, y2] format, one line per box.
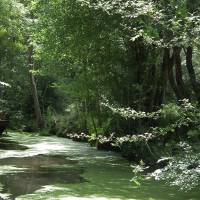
[1, 0, 200, 195]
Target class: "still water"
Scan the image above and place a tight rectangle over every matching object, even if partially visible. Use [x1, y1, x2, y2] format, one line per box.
[0, 132, 199, 200]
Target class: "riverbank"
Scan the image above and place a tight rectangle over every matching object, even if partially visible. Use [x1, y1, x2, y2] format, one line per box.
[47, 130, 200, 191]
[48, 131, 177, 167]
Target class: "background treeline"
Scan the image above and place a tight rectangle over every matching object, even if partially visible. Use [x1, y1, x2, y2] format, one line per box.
[0, 1, 200, 152]
[1, 0, 200, 134]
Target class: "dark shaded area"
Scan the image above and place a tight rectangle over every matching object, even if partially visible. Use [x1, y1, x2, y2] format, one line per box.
[0, 154, 78, 169]
[0, 154, 85, 199]
[0, 120, 9, 135]
[1, 170, 85, 199]
[0, 138, 28, 150]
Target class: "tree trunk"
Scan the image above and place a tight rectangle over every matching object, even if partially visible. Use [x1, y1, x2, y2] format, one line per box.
[28, 45, 44, 129]
[153, 48, 169, 108]
[144, 64, 156, 112]
[186, 46, 200, 103]
[167, 49, 183, 101]
[174, 47, 188, 99]
[135, 42, 147, 84]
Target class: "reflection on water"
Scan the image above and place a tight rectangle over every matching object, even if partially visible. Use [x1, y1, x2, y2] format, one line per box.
[1, 169, 85, 199]
[0, 138, 28, 150]
[0, 132, 199, 200]
[0, 154, 85, 199]
[0, 154, 78, 169]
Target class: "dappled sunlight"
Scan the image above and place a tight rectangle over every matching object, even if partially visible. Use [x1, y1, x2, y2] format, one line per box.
[2, 0, 200, 198]
[0, 132, 199, 200]
[58, 197, 136, 200]
[28, 141, 67, 154]
[0, 165, 27, 175]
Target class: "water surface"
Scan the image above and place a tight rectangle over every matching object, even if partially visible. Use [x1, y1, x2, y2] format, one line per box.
[0, 132, 199, 199]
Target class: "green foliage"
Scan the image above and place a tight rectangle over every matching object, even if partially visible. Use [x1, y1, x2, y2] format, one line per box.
[80, 0, 200, 46]
[1, 0, 200, 192]
[103, 98, 200, 139]
[101, 96, 160, 120]
[159, 103, 181, 126]
[151, 142, 200, 191]
[131, 164, 146, 187]
[152, 99, 200, 138]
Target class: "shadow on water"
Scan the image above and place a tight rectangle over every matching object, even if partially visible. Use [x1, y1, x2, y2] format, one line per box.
[0, 138, 28, 150]
[0, 154, 78, 169]
[0, 154, 85, 199]
[0, 133, 200, 200]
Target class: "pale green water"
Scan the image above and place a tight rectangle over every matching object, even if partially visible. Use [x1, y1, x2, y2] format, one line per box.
[0, 132, 199, 200]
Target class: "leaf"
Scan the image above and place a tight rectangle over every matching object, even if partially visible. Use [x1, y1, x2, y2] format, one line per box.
[130, 34, 141, 42]
[131, 179, 141, 186]
[0, 81, 11, 87]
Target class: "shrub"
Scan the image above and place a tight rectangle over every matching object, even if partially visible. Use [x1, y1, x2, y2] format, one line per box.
[151, 142, 200, 191]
